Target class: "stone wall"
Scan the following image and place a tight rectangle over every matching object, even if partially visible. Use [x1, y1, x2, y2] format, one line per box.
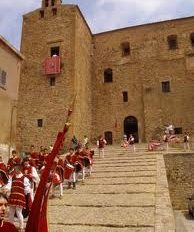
[92, 17, 194, 143]
[164, 153, 194, 210]
[72, 9, 92, 141]
[0, 37, 22, 155]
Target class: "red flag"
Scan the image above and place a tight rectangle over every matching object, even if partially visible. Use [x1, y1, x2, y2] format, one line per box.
[25, 130, 66, 232]
[25, 109, 73, 232]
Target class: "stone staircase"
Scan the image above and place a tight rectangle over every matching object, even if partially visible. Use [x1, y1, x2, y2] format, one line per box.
[48, 145, 176, 232]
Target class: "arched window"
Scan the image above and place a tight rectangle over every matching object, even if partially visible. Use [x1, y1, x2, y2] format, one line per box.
[104, 68, 113, 83]
[51, 0, 55, 6]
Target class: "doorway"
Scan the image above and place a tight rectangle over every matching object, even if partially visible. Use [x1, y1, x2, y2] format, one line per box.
[124, 116, 139, 142]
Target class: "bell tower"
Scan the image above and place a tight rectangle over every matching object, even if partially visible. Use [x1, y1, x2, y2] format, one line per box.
[42, 0, 62, 8]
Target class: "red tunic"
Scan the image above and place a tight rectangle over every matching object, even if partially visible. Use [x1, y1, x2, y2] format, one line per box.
[23, 165, 33, 182]
[71, 153, 80, 164]
[30, 152, 40, 168]
[9, 176, 26, 208]
[0, 220, 18, 232]
[56, 158, 64, 182]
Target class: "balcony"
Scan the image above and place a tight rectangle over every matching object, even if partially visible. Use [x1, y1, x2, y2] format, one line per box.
[42, 55, 61, 75]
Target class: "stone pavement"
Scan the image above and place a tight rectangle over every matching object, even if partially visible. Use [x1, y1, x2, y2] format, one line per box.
[48, 145, 175, 232]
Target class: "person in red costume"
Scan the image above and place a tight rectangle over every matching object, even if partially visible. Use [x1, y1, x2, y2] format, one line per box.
[4, 165, 31, 231]
[7, 150, 21, 172]
[0, 192, 18, 232]
[29, 145, 39, 168]
[0, 156, 8, 188]
[97, 135, 107, 158]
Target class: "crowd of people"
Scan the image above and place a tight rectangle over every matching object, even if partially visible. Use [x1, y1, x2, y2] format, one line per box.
[0, 129, 191, 231]
[148, 124, 191, 152]
[121, 134, 136, 152]
[0, 135, 98, 231]
[121, 125, 191, 152]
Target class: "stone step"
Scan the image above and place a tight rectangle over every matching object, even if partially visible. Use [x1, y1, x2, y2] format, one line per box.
[49, 193, 155, 207]
[93, 163, 156, 168]
[63, 183, 155, 194]
[49, 225, 154, 232]
[86, 176, 156, 185]
[48, 206, 155, 227]
[90, 170, 156, 178]
[93, 166, 156, 172]
[95, 159, 156, 164]
[47, 145, 176, 231]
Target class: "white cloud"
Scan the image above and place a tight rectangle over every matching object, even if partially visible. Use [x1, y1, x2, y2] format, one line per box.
[88, 0, 194, 33]
[0, 0, 194, 48]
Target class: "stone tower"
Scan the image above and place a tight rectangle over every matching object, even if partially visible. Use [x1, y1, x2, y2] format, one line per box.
[16, 0, 93, 151]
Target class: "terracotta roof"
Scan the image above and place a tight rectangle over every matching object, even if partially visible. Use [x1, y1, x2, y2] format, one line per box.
[0, 35, 24, 60]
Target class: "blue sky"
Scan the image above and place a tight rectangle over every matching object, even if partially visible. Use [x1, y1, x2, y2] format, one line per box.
[1, 0, 194, 50]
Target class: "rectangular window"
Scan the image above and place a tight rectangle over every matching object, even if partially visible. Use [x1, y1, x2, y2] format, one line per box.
[161, 81, 170, 93]
[121, 42, 130, 56]
[45, 0, 49, 7]
[174, 127, 182, 134]
[50, 46, 59, 57]
[0, 68, 7, 90]
[51, 0, 55, 6]
[52, 8, 57, 16]
[123, 91, 128, 102]
[190, 33, 194, 47]
[37, 119, 43, 127]
[104, 68, 113, 83]
[40, 10, 44, 18]
[167, 35, 178, 50]
[50, 76, 56, 86]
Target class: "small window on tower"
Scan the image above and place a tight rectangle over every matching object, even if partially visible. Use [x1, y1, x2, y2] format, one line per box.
[161, 81, 170, 93]
[51, 46, 60, 56]
[52, 7, 57, 16]
[122, 91, 128, 102]
[190, 33, 194, 47]
[40, 10, 44, 18]
[121, 42, 130, 56]
[45, 0, 49, 7]
[104, 68, 113, 83]
[51, 0, 55, 6]
[167, 35, 178, 50]
[50, 76, 56, 86]
[37, 119, 43, 127]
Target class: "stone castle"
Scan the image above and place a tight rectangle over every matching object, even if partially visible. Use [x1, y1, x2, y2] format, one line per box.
[16, 0, 194, 150]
